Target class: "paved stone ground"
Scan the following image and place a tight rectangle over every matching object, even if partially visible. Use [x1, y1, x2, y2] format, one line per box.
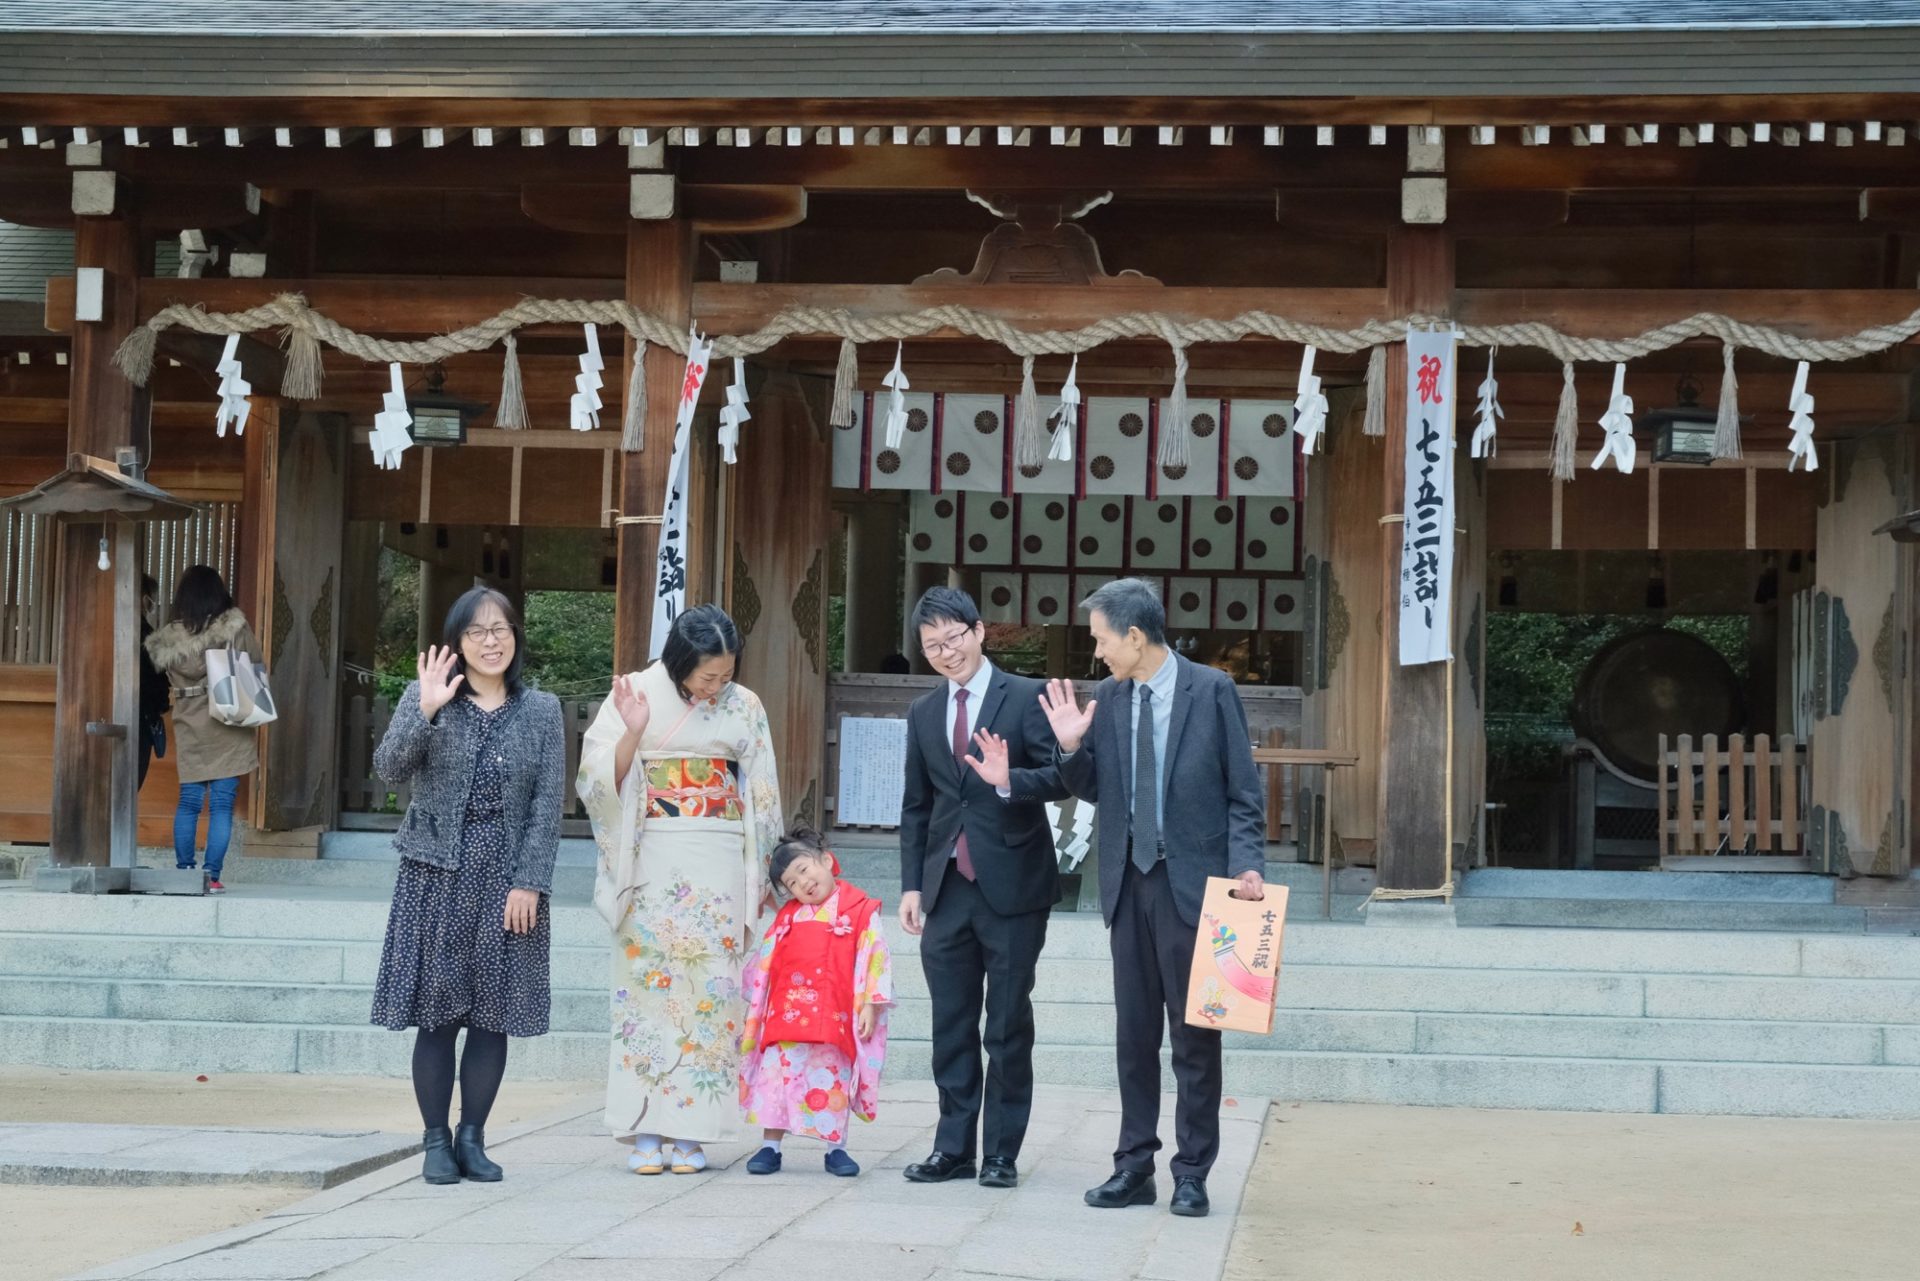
[66, 1082, 1264, 1281]
[0, 1124, 419, 1188]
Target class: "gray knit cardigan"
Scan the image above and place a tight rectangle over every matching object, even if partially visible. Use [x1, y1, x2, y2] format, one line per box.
[373, 680, 566, 895]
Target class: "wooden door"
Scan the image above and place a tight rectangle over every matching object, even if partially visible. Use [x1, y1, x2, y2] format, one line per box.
[259, 411, 348, 833]
[1807, 436, 1912, 877]
[1300, 391, 1382, 863]
[727, 370, 834, 832]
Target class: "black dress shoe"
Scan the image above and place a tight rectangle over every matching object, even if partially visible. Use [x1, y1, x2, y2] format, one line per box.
[978, 1156, 1018, 1188]
[420, 1126, 461, 1185]
[1170, 1176, 1210, 1217]
[453, 1122, 503, 1182]
[903, 1151, 977, 1183]
[1084, 1169, 1157, 1208]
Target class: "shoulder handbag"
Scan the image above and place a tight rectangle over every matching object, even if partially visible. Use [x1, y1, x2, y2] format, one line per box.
[205, 647, 279, 728]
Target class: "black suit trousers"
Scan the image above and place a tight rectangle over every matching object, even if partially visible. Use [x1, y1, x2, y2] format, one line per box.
[919, 872, 1050, 1160]
[1110, 860, 1222, 1181]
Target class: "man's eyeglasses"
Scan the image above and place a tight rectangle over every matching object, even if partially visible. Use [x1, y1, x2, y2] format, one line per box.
[921, 630, 973, 657]
[462, 624, 514, 644]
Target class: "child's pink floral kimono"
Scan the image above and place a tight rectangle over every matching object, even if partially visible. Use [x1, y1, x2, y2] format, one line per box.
[738, 882, 891, 1143]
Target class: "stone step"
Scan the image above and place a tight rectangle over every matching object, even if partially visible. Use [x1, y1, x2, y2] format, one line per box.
[120, 845, 1374, 918]
[0, 972, 1902, 1064]
[11, 948, 1920, 1037]
[5, 1013, 1919, 1120]
[15, 887, 1920, 978]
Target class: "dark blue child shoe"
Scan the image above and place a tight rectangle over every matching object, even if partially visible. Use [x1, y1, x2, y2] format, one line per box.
[824, 1150, 860, 1178]
[747, 1146, 782, 1175]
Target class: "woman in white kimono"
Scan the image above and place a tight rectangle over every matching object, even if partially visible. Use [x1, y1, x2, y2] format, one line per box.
[577, 605, 782, 1176]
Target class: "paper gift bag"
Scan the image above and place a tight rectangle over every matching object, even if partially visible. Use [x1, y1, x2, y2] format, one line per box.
[1184, 877, 1288, 1035]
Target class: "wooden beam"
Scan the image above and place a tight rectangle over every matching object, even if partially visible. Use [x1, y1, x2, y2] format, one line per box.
[615, 219, 697, 671]
[520, 183, 808, 234]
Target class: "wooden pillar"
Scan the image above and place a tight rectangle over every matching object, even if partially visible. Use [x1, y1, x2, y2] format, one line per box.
[1375, 228, 1457, 892]
[614, 219, 698, 673]
[417, 561, 473, 650]
[260, 411, 346, 833]
[50, 211, 145, 871]
[340, 522, 384, 679]
[730, 372, 834, 830]
[843, 500, 902, 673]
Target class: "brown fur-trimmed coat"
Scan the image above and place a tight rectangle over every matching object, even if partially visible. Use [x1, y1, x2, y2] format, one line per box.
[142, 607, 262, 784]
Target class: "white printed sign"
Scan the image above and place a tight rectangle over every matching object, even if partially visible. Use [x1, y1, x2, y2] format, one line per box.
[836, 716, 910, 828]
[1397, 326, 1457, 667]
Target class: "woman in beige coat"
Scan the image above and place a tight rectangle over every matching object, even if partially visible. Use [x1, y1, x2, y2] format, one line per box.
[142, 565, 261, 893]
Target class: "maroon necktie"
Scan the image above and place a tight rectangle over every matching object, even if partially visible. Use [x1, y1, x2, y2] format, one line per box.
[952, 688, 976, 881]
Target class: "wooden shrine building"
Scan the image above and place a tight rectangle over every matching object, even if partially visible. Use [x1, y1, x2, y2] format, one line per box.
[1, 2, 1917, 903]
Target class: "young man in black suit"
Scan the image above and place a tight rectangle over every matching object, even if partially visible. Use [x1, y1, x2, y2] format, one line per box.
[897, 587, 1065, 1190]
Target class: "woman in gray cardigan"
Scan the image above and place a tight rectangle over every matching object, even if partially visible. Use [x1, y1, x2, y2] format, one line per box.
[370, 586, 565, 1186]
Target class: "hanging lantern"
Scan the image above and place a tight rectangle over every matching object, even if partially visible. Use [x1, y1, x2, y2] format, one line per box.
[405, 363, 487, 446]
[1640, 372, 1719, 466]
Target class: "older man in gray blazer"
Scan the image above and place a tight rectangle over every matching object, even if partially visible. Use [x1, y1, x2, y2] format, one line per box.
[976, 577, 1264, 1218]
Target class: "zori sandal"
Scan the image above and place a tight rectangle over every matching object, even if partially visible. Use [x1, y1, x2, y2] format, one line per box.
[627, 1143, 666, 1176]
[669, 1142, 707, 1174]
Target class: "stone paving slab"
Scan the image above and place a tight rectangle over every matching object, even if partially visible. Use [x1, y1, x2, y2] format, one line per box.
[0, 1123, 418, 1188]
[70, 1082, 1264, 1281]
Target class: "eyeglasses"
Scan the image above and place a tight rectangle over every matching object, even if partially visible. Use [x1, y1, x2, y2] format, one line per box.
[921, 629, 974, 657]
[462, 624, 514, 644]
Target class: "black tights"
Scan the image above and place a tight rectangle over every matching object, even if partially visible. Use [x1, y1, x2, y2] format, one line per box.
[411, 1024, 509, 1131]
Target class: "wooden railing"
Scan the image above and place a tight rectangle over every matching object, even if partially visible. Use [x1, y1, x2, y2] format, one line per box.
[1658, 733, 1807, 862]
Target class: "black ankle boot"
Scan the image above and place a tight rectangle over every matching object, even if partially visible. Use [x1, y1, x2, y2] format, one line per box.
[421, 1126, 461, 1184]
[454, 1122, 503, 1182]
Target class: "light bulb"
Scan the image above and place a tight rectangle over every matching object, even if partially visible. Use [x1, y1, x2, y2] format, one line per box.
[96, 536, 110, 571]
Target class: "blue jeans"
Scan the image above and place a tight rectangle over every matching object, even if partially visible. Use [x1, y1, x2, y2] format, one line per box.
[174, 777, 241, 878]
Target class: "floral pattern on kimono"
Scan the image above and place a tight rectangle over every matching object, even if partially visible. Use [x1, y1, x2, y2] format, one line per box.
[577, 662, 783, 1142]
[739, 886, 892, 1141]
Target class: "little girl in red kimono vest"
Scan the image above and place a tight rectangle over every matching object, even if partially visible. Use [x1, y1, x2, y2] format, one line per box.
[739, 826, 892, 1177]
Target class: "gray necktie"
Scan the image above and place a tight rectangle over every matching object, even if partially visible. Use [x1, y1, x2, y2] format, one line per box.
[1132, 683, 1160, 872]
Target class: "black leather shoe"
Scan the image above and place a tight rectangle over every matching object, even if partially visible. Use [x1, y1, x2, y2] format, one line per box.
[1170, 1177, 1210, 1217]
[453, 1122, 503, 1182]
[1084, 1169, 1157, 1208]
[978, 1156, 1018, 1188]
[903, 1151, 977, 1183]
[421, 1126, 461, 1185]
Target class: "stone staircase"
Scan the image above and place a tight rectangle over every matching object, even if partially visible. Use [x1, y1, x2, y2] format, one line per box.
[7, 854, 1920, 1120]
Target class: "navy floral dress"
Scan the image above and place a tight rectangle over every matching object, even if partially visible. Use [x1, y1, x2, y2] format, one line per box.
[372, 697, 553, 1037]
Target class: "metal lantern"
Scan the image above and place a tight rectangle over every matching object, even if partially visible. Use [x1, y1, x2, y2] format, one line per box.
[406, 363, 487, 446]
[1640, 371, 1719, 465]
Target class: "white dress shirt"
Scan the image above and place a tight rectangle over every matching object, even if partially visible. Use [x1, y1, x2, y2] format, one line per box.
[1129, 650, 1180, 824]
[945, 657, 995, 745]
[945, 658, 994, 859]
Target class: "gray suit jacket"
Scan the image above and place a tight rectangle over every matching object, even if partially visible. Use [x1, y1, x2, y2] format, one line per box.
[374, 681, 567, 894]
[1046, 654, 1265, 927]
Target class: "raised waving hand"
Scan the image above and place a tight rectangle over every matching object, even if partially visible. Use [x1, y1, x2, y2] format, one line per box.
[1038, 679, 1097, 754]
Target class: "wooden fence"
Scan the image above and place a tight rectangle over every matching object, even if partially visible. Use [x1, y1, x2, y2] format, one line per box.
[1658, 732, 1808, 861]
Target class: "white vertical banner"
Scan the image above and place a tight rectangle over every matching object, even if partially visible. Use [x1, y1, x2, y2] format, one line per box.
[649, 328, 714, 662]
[1397, 326, 1458, 667]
